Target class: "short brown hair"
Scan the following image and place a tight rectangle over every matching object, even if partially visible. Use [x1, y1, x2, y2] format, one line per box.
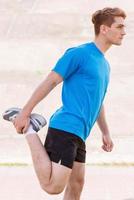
[92, 7, 126, 35]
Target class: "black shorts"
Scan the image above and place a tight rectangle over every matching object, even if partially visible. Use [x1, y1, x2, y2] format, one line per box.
[44, 127, 86, 169]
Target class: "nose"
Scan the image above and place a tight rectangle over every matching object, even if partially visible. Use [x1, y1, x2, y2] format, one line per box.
[122, 28, 126, 36]
[122, 31, 126, 36]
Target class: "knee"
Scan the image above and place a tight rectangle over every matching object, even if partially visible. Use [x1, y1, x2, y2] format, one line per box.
[70, 177, 85, 191]
[78, 177, 85, 188]
[41, 183, 65, 195]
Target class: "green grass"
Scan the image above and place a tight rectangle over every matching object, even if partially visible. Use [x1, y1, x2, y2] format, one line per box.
[86, 162, 134, 167]
[0, 162, 134, 167]
[0, 163, 30, 167]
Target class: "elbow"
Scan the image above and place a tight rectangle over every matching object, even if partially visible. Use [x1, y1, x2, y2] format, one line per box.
[51, 80, 58, 88]
[51, 76, 63, 87]
[46, 71, 63, 89]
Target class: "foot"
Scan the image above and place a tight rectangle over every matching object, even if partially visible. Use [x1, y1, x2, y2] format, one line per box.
[2, 107, 47, 132]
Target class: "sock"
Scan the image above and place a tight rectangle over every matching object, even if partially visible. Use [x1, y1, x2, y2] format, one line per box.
[25, 124, 37, 136]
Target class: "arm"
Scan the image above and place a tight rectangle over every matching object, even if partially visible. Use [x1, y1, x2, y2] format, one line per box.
[13, 71, 63, 133]
[97, 104, 110, 135]
[97, 105, 114, 152]
[22, 71, 62, 116]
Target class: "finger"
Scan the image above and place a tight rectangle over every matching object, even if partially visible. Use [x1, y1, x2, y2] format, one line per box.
[102, 145, 111, 152]
[110, 144, 114, 151]
[16, 127, 23, 134]
[18, 132, 23, 134]
[23, 122, 30, 133]
[107, 146, 113, 152]
[107, 148, 112, 152]
[13, 120, 16, 126]
[111, 142, 114, 148]
[108, 142, 114, 151]
[13, 120, 19, 128]
[102, 145, 108, 152]
[107, 145, 111, 151]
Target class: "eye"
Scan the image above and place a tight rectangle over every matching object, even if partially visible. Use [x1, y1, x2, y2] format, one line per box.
[117, 26, 124, 30]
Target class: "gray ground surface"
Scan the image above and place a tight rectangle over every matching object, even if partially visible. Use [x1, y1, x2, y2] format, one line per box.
[0, 166, 134, 200]
[0, 71, 134, 165]
[0, 1, 134, 199]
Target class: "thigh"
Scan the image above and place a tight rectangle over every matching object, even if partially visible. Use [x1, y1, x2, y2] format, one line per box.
[41, 161, 72, 194]
[49, 161, 72, 191]
[44, 127, 78, 169]
[75, 137, 86, 163]
[44, 128, 85, 191]
[69, 161, 85, 184]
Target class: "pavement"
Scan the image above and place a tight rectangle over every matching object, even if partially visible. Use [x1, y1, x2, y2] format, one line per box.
[0, 132, 134, 200]
[0, 133, 134, 165]
[0, 165, 134, 200]
[0, 1, 134, 199]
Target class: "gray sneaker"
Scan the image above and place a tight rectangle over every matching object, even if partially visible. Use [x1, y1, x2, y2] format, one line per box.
[2, 107, 47, 132]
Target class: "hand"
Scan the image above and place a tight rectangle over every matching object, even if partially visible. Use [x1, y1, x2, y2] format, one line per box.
[102, 134, 114, 152]
[13, 113, 30, 134]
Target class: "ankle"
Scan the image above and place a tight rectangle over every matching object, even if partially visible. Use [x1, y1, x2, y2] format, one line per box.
[24, 124, 37, 136]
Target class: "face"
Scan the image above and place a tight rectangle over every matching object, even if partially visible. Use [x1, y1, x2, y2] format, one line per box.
[103, 16, 126, 45]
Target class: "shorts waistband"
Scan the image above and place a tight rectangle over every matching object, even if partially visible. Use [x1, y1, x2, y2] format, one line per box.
[48, 127, 85, 144]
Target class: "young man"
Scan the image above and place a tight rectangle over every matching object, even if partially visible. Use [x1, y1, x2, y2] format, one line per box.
[3, 7, 126, 200]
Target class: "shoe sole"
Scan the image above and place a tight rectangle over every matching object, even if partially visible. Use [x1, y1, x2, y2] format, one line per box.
[2, 107, 21, 121]
[2, 107, 47, 132]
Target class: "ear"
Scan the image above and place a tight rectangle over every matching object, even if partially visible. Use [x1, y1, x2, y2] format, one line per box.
[100, 24, 109, 34]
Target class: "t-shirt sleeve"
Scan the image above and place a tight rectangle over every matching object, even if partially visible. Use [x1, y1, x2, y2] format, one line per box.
[52, 47, 82, 79]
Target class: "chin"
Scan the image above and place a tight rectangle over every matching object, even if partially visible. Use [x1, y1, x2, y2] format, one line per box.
[113, 41, 122, 46]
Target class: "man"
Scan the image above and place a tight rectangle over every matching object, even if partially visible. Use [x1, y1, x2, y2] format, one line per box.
[3, 7, 126, 200]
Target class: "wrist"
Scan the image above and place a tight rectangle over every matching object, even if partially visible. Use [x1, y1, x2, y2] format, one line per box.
[21, 107, 32, 118]
[102, 131, 110, 136]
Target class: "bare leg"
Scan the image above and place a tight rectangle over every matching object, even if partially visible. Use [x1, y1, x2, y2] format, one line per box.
[63, 162, 85, 200]
[26, 134, 72, 194]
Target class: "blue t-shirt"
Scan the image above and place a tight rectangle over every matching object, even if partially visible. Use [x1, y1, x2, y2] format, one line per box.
[49, 42, 110, 141]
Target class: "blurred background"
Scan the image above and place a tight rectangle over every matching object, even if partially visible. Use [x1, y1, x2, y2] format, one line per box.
[0, 1, 134, 199]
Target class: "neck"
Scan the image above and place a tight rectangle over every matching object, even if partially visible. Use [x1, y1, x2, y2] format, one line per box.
[93, 36, 112, 54]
